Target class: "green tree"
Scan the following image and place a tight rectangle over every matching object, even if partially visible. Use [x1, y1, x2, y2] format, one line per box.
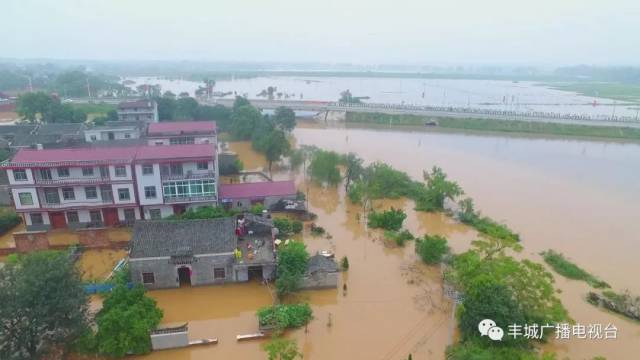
[275, 242, 310, 298]
[106, 109, 119, 121]
[175, 97, 199, 119]
[309, 150, 341, 186]
[232, 96, 251, 111]
[341, 152, 364, 192]
[95, 285, 163, 357]
[263, 337, 303, 360]
[231, 105, 262, 140]
[273, 106, 296, 132]
[367, 207, 407, 231]
[154, 96, 176, 121]
[16, 92, 53, 122]
[0, 251, 89, 360]
[415, 234, 449, 264]
[339, 89, 361, 104]
[415, 166, 463, 211]
[255, 129, 291, 173]
[196, 105, 232, 129]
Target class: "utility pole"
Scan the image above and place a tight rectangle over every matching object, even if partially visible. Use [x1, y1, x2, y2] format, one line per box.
[86, 77, 92, 99]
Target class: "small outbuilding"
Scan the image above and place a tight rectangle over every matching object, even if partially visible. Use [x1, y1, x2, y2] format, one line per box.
[301, 254, 339, 290]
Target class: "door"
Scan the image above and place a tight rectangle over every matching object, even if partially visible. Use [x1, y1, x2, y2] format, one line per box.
[102, 208, 119, 226]
[172, 204, 186, 215]
[177, 267, 191, 286]
[49, 212, 67, 229]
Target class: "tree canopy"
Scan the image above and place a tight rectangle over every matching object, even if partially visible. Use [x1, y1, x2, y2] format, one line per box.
[16, 92, 87, 123]
[275, 241, 310, 298]
[0, 251, 89, 360]
[309, 149, 342, 186]
[273, 106, 296, 132]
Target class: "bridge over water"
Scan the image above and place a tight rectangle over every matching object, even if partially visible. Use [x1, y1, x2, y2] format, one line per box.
[204, 98, 640, 128]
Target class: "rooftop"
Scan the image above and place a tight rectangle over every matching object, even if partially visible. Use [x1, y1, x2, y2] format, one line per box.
[147, 121, 216, 136]
[6, 143, 215, 166]
[118, 100, 155, 110]
[129, 218, 237, 258]
[307, 254, 338, 274]
[135, 143, 215, 161]
[219, 181, 297, 200]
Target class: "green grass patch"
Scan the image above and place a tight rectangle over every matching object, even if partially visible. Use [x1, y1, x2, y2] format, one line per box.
[545, 82, 640, 103]
[346, 112, 640, 141]
[541, 250, 609, 288]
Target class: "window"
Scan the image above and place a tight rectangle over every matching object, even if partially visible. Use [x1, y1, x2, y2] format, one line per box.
[13, 169, 28, 181]
[44, 189, 60, 204]
[214, 267, 226, 280]
[118, 188, 130, 201]
[90, 135, 97, 141]
[85, 186, 97, 199]
[82, 167, 94, 176]
[30, 213, 44, 225]
[170, 137, 194, 145]
[123, 209, 136, 221]
[57, 167, 70, 177]
[197, 161, 209, 170]
[163, 179, 216, 199]
[62, 187, 75, 200]
[155, 141, 164, 146]
[149, 209, 162, 220]
[18, 192, 33, 206]
[39, 169, 52, 180]
[142, 272, 155, 284]
[144, 186, 157, 199]
[66, 211, 79, 223]
[142, 164, 154, 175]
[170, 163, 183, 175]
[89, 210, 102, 223]
[114, 166, 127, 177]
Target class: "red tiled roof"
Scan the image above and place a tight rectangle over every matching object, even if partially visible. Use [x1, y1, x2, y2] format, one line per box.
[147, 121, 216, 136]
[135, 143, 215, 161]
[118, 100, 154, 109]
[219, 181, 296, 199]
[9, 144, 215, 165]
[11, 146, 138, 164]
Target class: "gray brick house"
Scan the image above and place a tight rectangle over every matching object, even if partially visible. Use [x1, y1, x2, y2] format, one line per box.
[129, 215, 276, 289]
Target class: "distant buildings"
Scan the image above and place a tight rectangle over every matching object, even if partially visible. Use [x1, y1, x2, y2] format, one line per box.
[117, 100, 158, 122]
[83, 121, 143, 143]
[146, 121, 217, 146]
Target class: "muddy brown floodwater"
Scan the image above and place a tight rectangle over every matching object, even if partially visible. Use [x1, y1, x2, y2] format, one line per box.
[131, 123, 640, 360]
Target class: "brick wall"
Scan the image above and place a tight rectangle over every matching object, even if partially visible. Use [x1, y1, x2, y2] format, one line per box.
[14, 231, 50, 253]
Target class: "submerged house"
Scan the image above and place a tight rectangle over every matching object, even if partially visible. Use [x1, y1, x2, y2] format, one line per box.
[129, 215, 276, 289]
[301, 254, 339, 289]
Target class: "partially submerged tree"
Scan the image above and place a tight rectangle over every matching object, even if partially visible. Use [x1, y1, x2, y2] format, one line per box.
[262, 337, 303, 360]
[275, 242, 310, 298]
[273, 106, 296, 132]
[341, 152, 364, 192]
[309, 150, 341, 186]
[0, 251, 89, 360]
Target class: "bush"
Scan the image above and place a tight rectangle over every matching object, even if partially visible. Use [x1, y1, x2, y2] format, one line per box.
[257, 303, 313, 329]
[175, 206, 237, 220]
[310, 223, 325, 236]
[384, 229, 414, 247]
[250, 203, 265, 215]
[415, 235, 449, 264]
[0, 209, 21, 235]
[273, 218, 303, 237]
[341, 256, 350, 271]
[541, 250, 609, 288]
[368, 207, 406, 231]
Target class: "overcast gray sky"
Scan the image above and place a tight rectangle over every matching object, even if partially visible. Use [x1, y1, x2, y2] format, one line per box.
[4, 0, 639, 65]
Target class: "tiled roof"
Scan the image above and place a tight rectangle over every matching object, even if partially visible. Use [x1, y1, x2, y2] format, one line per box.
[135, 143, 215, 161]
[11, 146, 138, 163]
[129, 218, 237, 258]
[118, 100, 154, 109]
[219, 181, 296, 199]
[148, 121, 216, 136]
[307, 255, 338, 274]
[8, 143, 214, 164]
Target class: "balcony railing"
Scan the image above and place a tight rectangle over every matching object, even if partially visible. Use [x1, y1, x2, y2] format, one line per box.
[40, 198, 115, 209]
[34, 176, 112, 186]
[160, 171, 216, 181]
[164, 194, 217, 204]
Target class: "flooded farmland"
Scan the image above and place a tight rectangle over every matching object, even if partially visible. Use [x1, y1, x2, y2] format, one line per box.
[131, 124, 640, 360]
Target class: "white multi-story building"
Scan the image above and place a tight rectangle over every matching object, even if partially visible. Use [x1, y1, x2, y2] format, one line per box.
[1, 143, 217, 230]
[117, 100, 159, 122]
[146, 121, 216, 146]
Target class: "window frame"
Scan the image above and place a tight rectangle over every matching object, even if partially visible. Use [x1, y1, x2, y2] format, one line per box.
[142, 272, 155, 284]
[13, 169, 28, 182]
[81, 167, 94, 176]
[57, 167, 70, 177]
[114, 166, 127, 177]
[118, 188, 130, 201]
[149, 209, 162, 220]
[142, 164, 154, 175]
[214, 267, 226, 280]
[66, 211, 79, 224]
[144, 186, 157, 199]
[89, 210, 102, 223]
[18, 192, 33, 206]
[197, 161, 209, 170]
[123, 209, 136, 221]
[85, 186, 98, 199]
[62, 187, 75, 201]
[30, 213, 44, 225]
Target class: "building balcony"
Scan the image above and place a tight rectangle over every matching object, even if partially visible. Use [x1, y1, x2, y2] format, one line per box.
[40, 198, 116, 209]
[117, 109, 154, 114]
[160, 171, 216, 181]
[34, 176, 113, 186]
[163, 194, 217, 204]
